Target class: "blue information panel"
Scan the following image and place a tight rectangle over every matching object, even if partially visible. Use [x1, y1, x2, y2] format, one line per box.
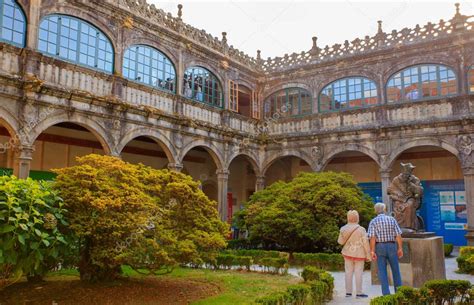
[358, 180, 466, 246]
[420, 180, 466, 246]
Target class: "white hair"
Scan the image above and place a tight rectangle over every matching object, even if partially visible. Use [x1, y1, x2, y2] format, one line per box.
[374, 203, 386, 215]
[347, 210, 359, 224]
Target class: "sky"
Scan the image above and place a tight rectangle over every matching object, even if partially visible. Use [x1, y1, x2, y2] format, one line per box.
[148, 1, 474, 59]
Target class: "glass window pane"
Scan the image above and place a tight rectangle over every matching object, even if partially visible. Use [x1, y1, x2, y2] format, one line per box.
[37, 14, 113, 73]
[0, 0, 25, 47]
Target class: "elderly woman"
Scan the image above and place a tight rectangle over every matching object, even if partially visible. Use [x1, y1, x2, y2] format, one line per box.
[337, 210, 371, 299]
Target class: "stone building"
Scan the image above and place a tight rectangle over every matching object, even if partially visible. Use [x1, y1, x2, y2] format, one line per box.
[0, 0, 473, 244]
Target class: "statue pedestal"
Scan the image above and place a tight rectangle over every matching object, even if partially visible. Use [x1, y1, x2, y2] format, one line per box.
[371, 236, 446, 288]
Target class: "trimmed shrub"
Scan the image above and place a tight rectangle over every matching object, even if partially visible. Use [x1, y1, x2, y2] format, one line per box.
[291, 252, 344, 271]
[258, 257, 289, 274]
[301, 266, 324, 282]
[444, 243, 453, 257]
[457, 254, 474, 274]
[424, 279, 472, 304]
[256, 272, 335, 305]
[370, 280, 472, 305]
[460, 246, 474, 256]
[222, 249, 288, 264]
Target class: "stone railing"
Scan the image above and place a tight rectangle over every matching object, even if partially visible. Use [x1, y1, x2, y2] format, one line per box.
[267, 97, 465, 136]
[0, 45, 21, 76]
[182, 101, 221, 125]
[261, 6, 474, 72]
[228, 114, 258, 135]
[122, 85, 174, 114]
[38, 62, 113, 97]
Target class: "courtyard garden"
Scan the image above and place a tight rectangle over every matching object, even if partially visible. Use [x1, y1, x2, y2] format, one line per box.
[0, 154, 473, 304]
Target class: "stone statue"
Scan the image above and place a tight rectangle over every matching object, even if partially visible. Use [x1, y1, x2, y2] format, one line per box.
[387, 163, 424, 231]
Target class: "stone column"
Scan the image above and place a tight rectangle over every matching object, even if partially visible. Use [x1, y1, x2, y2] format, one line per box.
[255, 175, 265, 191]
[463, 166, 474, 245]
[26, 0, 42, 49]
[167, 162, 183, 172]
[216, 169, 229, 222]
[13, 145, 34, 179]
[380, 169, 392, 211]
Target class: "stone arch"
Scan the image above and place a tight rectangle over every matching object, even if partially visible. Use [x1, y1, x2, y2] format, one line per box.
[115, 127, 177, 163]
[262, 149, 314, 175]
[0, 106, 22, 144]
[226, 151, 261, 175]
[39, 7, 118, 56]
[179, 140, 224, 171]
[320, 144, 380, 171]
[29, 114, 113, 155]
[385, 138, 460, 170]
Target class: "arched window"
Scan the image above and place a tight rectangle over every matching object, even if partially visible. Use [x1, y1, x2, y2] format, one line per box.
[123, 45, 176, 93]
[468, 66, 474, 93]
[183, 67, 222, 107]
[319, 77, 377, 112]
[0, 0, 26, 47]
[387, 64, 457, 103]
[38, 15, 114, 73]
[264, 87, 312, 118]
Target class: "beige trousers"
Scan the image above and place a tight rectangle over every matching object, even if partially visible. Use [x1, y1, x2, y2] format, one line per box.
[344, 258, 365, 294]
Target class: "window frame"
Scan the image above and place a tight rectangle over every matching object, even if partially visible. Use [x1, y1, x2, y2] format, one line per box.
[37, 14, 114, 74]
[386, 64, 458, 103]
[122, 44, 176, 93]
[228, 80, 239, 112]
[183, 66, 223, 108]
[318, 76, 378, 113]
[0, 0, 26, 47]
[467, 65, 474, 94]
[264, 87, 313, 118]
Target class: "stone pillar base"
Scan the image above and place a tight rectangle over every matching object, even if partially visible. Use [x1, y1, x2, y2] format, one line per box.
[371, 236, 446, 288]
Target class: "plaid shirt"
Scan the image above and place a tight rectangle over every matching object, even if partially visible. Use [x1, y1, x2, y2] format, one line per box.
[367, 214, 402, 243]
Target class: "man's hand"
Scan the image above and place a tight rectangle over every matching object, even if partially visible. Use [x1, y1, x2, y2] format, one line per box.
[371, 251, 377, 261]
[397, 248, 403, 258]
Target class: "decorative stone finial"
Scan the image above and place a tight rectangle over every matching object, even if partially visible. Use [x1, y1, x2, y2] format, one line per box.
[377, 20, 383, 34]
[455, 3, 460, 16]
[256, 50, 261, 60]
[222, 32, 227, 44]
[177, 4, 183, 20]
[310, 36, 320, 56]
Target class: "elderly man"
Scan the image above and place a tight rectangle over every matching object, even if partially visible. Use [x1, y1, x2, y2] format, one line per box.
[368, 203, 403, 296]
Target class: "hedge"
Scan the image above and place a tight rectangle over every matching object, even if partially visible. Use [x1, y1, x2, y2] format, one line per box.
[370, 280, 472, 305]
[444, 243, 453, 257]
[255, 269, 334, 305]
[222, 249, 289, 264]
[212, 253, 288, 274]
[291, 252, 344, 271]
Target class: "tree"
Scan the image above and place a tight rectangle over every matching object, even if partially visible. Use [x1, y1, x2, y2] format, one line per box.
[53, 154, 228, 281]
[234, 171, 375, 253]
[0, 176, 69, 288]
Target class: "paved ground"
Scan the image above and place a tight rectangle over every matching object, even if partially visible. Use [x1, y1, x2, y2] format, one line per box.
[327, 253, 474, 305]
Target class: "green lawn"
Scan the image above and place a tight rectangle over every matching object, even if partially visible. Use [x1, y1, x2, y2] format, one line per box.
[45, 266, 300, 305]
[162, 267, 300, 305]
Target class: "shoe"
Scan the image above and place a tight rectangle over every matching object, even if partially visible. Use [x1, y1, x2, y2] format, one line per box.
[356, 294, 369, 298]
[345, 293, 352, 297]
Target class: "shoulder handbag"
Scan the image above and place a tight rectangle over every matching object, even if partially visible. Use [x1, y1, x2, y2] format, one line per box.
[342, 225, 360, 246]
